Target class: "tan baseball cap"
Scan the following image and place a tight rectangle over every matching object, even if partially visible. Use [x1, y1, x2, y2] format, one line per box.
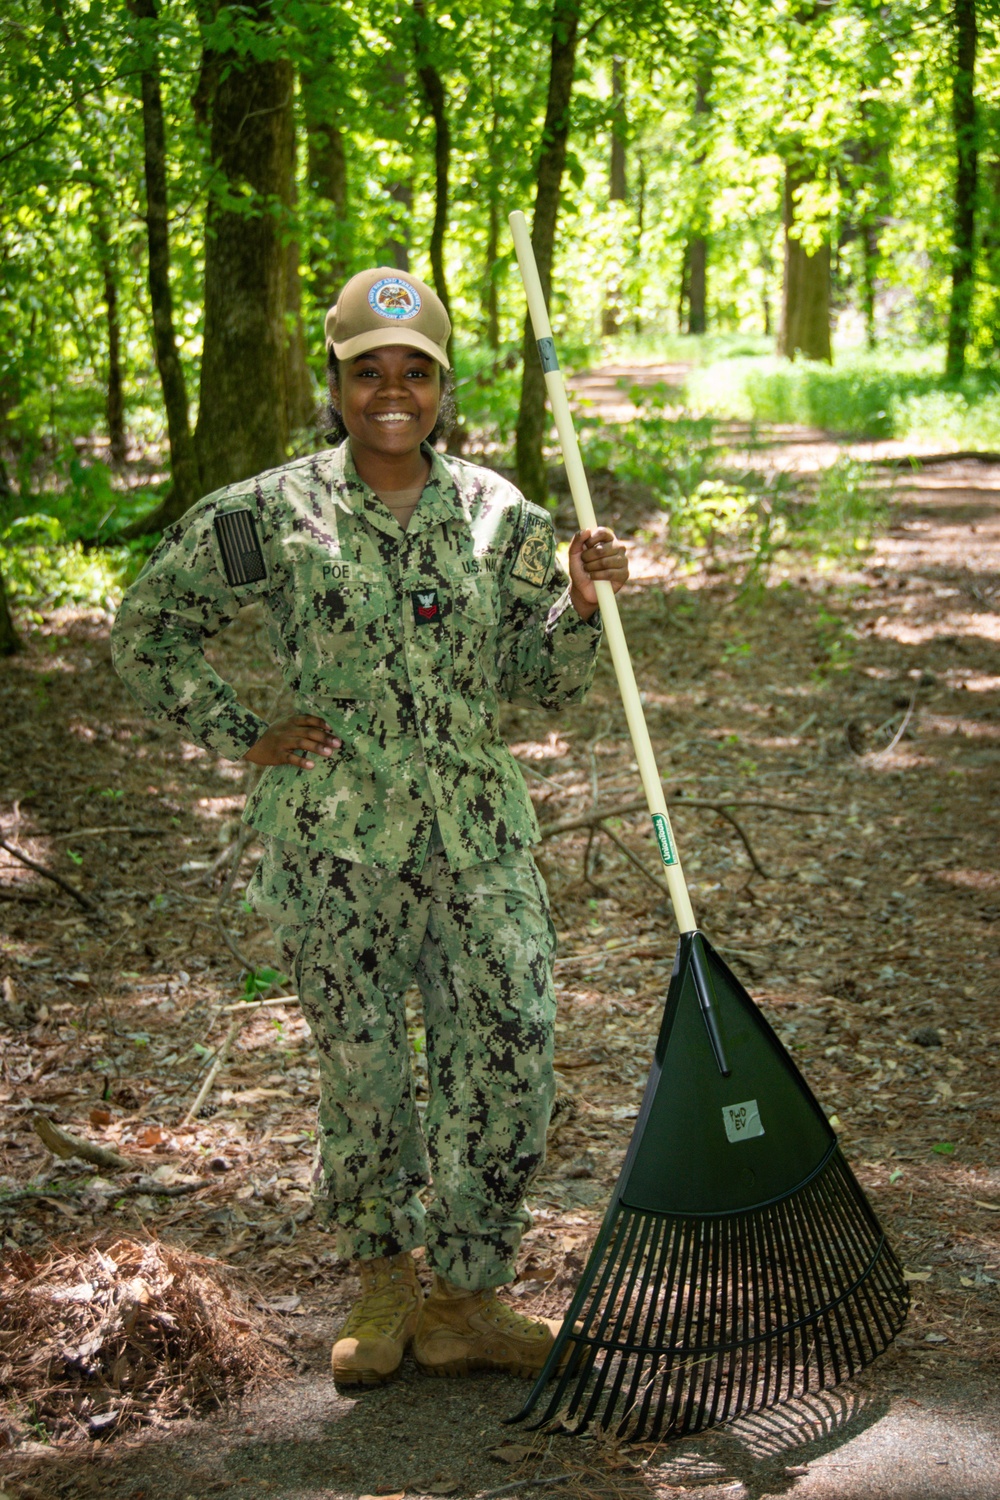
[324, 267, 451, 369]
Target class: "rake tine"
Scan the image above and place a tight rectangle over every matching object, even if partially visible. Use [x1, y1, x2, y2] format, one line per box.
[680, 1217, 718, 1433]
[829, 1164, 901, 1355]
[662, 1217, 703, 1436]
[812, 1170, 873, 1372]
[690, 1214, 722, 1430]
[578, 1208, 653, 1430]
[609, 1212, 669, 1438]
[706, 1215, 732, 1428]
[587, 1209, 659, 1432]
[626, 1215, 681, 1439]
[516, 1204, 626, 1428]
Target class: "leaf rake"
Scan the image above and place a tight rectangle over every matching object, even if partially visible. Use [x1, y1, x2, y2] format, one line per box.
[507, 212, 909, 1442]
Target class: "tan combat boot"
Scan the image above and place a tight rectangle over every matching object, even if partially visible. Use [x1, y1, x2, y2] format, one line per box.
[331, 1252, 422, 1388]
[412, 1274, 563, 1378]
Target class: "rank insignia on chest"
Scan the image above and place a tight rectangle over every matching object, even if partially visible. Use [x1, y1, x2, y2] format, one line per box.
[412, 588, 441, 624]
[511, 514, 552, 587]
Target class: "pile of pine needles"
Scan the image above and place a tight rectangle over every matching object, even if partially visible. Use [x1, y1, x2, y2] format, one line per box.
[0, 1236, 287, 1450]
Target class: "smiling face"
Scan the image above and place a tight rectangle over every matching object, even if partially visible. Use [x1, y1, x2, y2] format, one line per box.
[332, 346, 442, 483]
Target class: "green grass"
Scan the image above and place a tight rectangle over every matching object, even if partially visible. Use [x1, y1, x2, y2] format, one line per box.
[684, 345, 1000, 444]
[577, 389, 882, 571]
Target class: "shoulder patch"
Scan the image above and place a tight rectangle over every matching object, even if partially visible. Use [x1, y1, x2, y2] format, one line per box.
[511, 511, 553, 587]
[214, 510, 267, 586]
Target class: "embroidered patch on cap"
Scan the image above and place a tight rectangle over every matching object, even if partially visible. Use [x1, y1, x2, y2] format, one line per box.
[511, 514, 552, 587]
[412, 588, 441, 624]
[214, 510, 267, 586]
[368, 277, 421, 321]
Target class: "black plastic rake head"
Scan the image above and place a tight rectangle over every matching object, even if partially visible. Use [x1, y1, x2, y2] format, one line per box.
[512, 933, 909, 1442]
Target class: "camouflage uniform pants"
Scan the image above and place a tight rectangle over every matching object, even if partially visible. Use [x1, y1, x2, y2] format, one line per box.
[247, 830, 557, 1290]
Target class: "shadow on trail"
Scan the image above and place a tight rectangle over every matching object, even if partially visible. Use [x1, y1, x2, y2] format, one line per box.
[646, 1386, 889, 1497]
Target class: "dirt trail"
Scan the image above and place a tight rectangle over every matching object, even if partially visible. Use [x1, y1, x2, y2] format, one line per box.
[1, 364, 998, 1499]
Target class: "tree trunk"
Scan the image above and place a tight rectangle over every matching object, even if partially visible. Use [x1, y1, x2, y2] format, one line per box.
[484, 195, 500, 350]
[631, 149, 646, 334]
[91, 201, 126, 464]
[687, 236, 707, 335]
[602, 54, 627, 336]
[482, 43, 502, 350]
[281, 102, 315, 435]
[414, 0, 453, 360]
[194, 0, 292, 496]
[514, 0, 580, 504]
[385, 182, 413, 271]
[680, 62, 711, 336]
[946, 0, 978, 382]
[127, 0, 201, 534]
[304, 82, 349, 309]
[0, 458, 18, 655]
[381, 63, 412, 271]
[609, 54, 627, 203]
[0, 562, 18, 656]
[677, 241, 690, 330]
[779, 164, 832, 361]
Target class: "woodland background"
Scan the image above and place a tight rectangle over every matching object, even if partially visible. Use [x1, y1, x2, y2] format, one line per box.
[1, 0, 999, 629]
[1, 2, 1000, 1494]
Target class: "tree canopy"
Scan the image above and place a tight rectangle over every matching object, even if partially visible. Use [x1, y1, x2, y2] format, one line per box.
[2, 0, 999, 553]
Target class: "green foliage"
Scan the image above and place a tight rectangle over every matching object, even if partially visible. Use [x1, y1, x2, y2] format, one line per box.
[799, 458, 885, 558]
[243, 966, 288, 1001]
[0, 0, 993, 608]
[0, 513, 140, 612]
[578, 394, 722, 550]
[687, 348, 1000, 445]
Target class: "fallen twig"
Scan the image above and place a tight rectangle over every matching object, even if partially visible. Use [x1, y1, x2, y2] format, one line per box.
[181, 1011, 248, 1126]
[476, 1476, 573, 1500]
[872, 449, 1000, 468]
[46, 825, 168, 841]
[0, 836, 100, 912]
[543, 798, 780, 879]
[0, 1177, 205, 1207]
[872, 691, 918, 760]
[539, 793, 834, 839]
[597, 824, 671, 898]
[219, 993, 299, 1013]
[33, 1115, 133, 1171]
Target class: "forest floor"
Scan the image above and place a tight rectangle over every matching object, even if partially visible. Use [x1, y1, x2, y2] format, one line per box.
[1, 364, 999, 1499]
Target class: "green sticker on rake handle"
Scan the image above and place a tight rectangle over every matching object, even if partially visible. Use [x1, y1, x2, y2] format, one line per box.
[652, 813, 677, 867]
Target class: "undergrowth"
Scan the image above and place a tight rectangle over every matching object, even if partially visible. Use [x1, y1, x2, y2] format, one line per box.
[685, 346, 1000, 445]
[0, 514, 145, 617]
[577, 388, 883, 576]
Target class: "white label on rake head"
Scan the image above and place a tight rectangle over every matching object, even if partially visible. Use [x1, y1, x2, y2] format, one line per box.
[723, 1099, 764, 1143]
[652, 813, 677, 867]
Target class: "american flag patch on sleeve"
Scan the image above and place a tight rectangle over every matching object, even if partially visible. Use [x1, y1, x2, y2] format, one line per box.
[214, 510, 267, 586]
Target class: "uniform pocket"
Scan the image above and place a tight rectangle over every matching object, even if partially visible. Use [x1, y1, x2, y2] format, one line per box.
[450, 577, 499, 694]
[302, 582, 392, 705]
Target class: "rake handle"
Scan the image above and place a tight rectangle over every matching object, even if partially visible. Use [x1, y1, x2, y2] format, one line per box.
[509, 209, 696, 937]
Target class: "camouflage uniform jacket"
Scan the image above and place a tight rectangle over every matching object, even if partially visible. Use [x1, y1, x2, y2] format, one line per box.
[113, 441, 603, 874]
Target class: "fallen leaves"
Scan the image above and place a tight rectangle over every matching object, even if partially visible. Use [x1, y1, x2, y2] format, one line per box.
[489, 1444, 538, 1464]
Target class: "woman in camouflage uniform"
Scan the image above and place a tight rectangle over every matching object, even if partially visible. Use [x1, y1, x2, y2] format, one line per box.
[113, 267, 629, 1389]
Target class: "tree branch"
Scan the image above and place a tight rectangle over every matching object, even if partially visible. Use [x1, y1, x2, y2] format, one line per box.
[0, 837, 100, 912]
